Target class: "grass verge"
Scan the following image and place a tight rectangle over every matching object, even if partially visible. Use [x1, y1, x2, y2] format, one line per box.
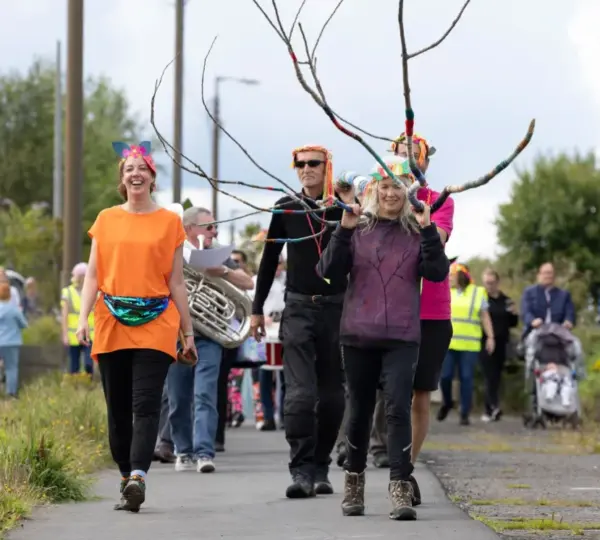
[0, 372, 110, 537]
[473, 514, 600, 535]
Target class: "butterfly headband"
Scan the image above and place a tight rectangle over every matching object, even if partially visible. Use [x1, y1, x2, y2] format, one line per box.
[291, 145, 334, 204]
[369, 158, 413, 184]
[112, 141, 157, 174]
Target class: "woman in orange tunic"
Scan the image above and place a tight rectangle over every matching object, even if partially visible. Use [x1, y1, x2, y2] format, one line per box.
[75, 141, 194, 513]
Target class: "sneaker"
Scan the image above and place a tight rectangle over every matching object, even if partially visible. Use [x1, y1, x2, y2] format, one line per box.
[197, 457, 216, 473]
[459, 415, 470, 426]
[231, 412, 245, 428]
[120, 475, 146, 513]
[409, 475, 421, 506]
[315, 468, 334, 495]
[388, 480, 417, 521]
[260, 419, 277, 431]
[373, 453, 390, 468]
[480, 414, 492, 423]
[285, 472, 315, 499]
[341, 471, 365, 516]
[215, 441, 225, 452]
[175, 455, 195, 472]
[490, 408, 503, 421]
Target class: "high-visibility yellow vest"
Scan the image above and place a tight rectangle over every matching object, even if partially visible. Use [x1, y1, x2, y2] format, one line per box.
[449, 284, 485, 352]
[61, 285, 95, 346]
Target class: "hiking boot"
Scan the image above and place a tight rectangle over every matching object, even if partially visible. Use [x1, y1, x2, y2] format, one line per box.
[113, 476, 130, 511]
[409, 475, 421, 506]
[120, 475, 146, 513]
[315, 468, 334, 495]
[437, 404, 452, 421]
[285, 472, 315, 499]
[373, 452, 389, 468]
[388, 480, 417, 520]
[341, 471, 365, 516]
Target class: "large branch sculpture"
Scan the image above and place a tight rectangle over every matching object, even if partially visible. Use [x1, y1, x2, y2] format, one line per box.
[251, 0, 536, 214]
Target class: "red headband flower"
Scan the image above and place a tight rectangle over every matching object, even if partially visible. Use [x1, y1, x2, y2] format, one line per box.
[112, 141, 157, 174]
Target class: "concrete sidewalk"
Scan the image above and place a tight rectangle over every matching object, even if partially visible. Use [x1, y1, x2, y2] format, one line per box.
[9, 427, 498, 540]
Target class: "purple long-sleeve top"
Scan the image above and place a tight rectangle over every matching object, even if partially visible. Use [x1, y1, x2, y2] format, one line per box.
[316, 220, 449, 348]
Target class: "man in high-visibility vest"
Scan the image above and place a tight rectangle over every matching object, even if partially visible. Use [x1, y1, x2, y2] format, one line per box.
[61, 262, 94, 375]
[438, 263, 495, 425]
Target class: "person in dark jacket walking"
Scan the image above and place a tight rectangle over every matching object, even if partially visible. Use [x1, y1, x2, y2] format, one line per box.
[250, 144, 346, 499]
[480, 268, 519, 422]
[317, 159, 449, 521]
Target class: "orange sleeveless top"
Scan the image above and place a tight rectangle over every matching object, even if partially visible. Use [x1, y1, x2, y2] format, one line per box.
[88, 206, 186, 361]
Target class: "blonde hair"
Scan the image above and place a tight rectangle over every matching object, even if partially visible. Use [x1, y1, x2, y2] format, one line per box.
[0, 283, 10, 301]
[360, 176, 419, 234]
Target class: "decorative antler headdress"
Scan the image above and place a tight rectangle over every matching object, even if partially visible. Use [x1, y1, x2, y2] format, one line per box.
[112, 141, 157, 175]
[291, 145, 333, 203]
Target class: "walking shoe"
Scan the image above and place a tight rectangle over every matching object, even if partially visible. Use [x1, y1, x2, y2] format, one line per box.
[215, 441, 225, 452]
[260, 419, 277, 431]
[285, 472, 315, 499]
[197, 457, 216, 473]
[459, 414, 470, 426]
[480, 414, 492, 423]
[113, 476, 130, 511]
[231, 412, 245, 428]
[409, 475, 421, 506]
[174, 455, 195, 472]
[315, 468, 334, 495]
[336, 448, 347, 468]
[388, 480, 417, 521]
[341, 471, 365, 516]
[373, 452, 389, 468]
[120, 475, 146, 513]
[490, 408, 503, 422]
[437, 404, 452, 421]
[154, 443, 176, 463]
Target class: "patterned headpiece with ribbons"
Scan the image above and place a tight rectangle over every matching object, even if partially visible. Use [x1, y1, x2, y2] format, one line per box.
[291, 145, 333, 204]
[112, 141, 157, 175]
[389, 132, 436, 172]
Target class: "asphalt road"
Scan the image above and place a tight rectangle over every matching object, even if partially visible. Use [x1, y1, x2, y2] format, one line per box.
[9, 426, 499, 540]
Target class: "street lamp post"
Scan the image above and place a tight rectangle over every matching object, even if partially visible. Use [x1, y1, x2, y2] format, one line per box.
[211, 76, 259, 222]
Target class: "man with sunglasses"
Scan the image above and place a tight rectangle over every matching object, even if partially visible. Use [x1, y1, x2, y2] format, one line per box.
[167, 206, 253, 474]
[251, 145, 346, 499]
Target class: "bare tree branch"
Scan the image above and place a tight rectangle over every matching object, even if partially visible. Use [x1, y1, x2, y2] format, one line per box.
[311, 0, 345, 60]
[288, 0, 308, 39]
[408, 0, 471, 59]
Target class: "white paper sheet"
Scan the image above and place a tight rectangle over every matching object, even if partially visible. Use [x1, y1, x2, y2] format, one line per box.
[187, 245, 234, 270]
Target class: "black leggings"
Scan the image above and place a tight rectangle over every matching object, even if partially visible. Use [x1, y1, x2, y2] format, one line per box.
[98, 349, 172, 476]
[342, 342, 418, 481]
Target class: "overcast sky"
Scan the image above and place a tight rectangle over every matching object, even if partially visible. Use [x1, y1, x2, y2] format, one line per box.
[3, 0, 599, 260]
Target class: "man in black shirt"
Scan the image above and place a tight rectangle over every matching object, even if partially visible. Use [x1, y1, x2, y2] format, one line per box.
[251, 144, 346, 499]
[480, 268, 519, 422]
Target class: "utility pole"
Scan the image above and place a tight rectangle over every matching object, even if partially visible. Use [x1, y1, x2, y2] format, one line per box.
[53, 41, 63, 220]
[62, 0, 84, 287]
[211, 76, 259, 222]
[211, 78, 221, 221]
[172, 0, 184, 203]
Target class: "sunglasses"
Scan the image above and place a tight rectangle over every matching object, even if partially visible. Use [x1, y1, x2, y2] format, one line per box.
[294, 160, 325, 169]
[195, 223, 216, 232]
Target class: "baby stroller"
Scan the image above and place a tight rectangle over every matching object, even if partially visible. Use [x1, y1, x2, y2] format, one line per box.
[522, 323, 583, 430]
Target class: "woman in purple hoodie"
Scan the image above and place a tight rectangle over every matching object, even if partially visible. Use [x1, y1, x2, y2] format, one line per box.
[317, 159, 449, 521]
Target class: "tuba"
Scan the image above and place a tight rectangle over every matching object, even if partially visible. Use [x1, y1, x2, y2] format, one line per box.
[183, 262, 252, 349]
[165, 203, 252, 349]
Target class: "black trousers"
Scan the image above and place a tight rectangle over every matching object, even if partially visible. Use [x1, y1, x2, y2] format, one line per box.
[342, 342, 419, 481]
[280, 294, 345, 477]
[480, 341, 507, 415]
[216, 347, 234, 445]
[98, 349, 172, 475]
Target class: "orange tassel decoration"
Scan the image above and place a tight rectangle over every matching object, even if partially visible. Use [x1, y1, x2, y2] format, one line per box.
[291, 144, 334, 205]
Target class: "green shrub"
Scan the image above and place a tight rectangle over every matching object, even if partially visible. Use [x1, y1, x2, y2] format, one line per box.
[0, 373, 109, 536]
[22, 315, 61, 346]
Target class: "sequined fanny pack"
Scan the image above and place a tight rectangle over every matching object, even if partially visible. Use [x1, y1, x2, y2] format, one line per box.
[103, 293, 170, 327]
